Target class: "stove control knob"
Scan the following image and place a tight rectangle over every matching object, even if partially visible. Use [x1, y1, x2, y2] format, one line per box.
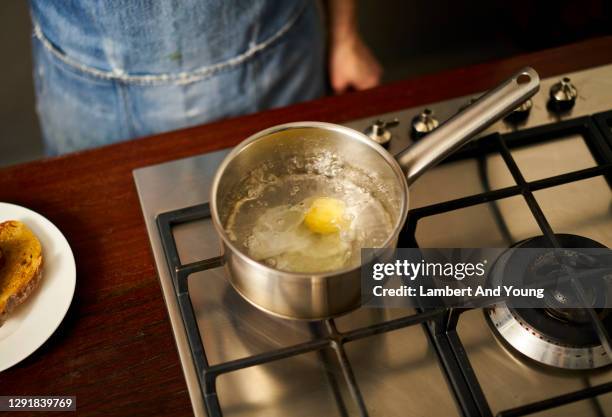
[548, 77, 577, 112]
[411, 108, 439, 139]
[504, 98, 533, 123]
[364, 118, 398, 148]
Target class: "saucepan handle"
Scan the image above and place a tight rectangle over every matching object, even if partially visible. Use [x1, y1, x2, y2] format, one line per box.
[396, 67, 540, 185]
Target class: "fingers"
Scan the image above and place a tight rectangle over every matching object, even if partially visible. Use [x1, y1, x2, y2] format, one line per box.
[331, 63, 382, 93]
[328, 38, 383, 94]
[331, 75, 351, 94]
[353, 64, 382, 90]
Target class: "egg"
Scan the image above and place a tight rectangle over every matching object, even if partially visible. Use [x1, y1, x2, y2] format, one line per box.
[246, 197, 355, 272]
[303, 197, 349, 234]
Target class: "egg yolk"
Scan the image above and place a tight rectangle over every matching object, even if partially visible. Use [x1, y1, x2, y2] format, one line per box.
[303, 197, 349, 234]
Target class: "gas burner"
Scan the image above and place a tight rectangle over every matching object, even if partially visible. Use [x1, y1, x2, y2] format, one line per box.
[486, 234, 612, 370]
[135, 64, 612, 416]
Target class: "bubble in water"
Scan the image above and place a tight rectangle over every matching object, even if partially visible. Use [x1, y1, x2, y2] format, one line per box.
[223, 156, 397, 273]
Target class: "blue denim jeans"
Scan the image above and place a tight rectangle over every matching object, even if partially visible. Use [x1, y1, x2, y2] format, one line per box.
[30, 1, 326, 155]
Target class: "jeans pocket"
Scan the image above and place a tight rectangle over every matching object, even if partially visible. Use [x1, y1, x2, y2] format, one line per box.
[32, 36, 129, 155]
[31, 1, 310, 88]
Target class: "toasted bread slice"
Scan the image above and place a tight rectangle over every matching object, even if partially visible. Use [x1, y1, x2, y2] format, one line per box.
[0, 221, 43, 326]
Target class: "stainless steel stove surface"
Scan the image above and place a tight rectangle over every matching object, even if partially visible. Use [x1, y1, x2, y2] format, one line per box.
[134, 65, 612, 417]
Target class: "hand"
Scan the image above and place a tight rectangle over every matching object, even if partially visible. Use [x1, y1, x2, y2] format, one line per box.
[329, 34, 382, 94]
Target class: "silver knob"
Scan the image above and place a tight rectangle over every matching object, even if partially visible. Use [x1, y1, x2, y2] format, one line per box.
[411, 108, 439, 139]
[514, 98, 533, 113]
[549, 77, 577, 112]
[364, 118, 398, 147]
[504, 98, 533, 123]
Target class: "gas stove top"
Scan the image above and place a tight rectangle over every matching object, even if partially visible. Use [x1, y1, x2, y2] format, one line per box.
[134, 64, 612, 417]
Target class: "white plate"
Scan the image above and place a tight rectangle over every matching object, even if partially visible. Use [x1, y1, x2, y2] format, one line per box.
[0, 202, 76, 372]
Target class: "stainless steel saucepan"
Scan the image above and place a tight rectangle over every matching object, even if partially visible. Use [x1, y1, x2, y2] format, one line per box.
[210, 67, 540, 320]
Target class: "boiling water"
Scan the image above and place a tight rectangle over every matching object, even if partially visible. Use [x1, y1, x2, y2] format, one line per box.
[224, 152, 398, 273]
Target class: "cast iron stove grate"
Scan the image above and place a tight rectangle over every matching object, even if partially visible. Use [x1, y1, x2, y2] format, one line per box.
[157, 111, 612, 417]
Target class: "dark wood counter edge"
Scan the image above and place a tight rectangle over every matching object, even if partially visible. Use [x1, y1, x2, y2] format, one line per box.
[0, 36, 611, 416]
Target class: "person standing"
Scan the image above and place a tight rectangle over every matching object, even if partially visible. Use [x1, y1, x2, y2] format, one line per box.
[29, 0, 382, 155]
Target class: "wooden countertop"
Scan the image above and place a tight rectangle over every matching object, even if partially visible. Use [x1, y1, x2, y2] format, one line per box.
[1, 36, 612, 416]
